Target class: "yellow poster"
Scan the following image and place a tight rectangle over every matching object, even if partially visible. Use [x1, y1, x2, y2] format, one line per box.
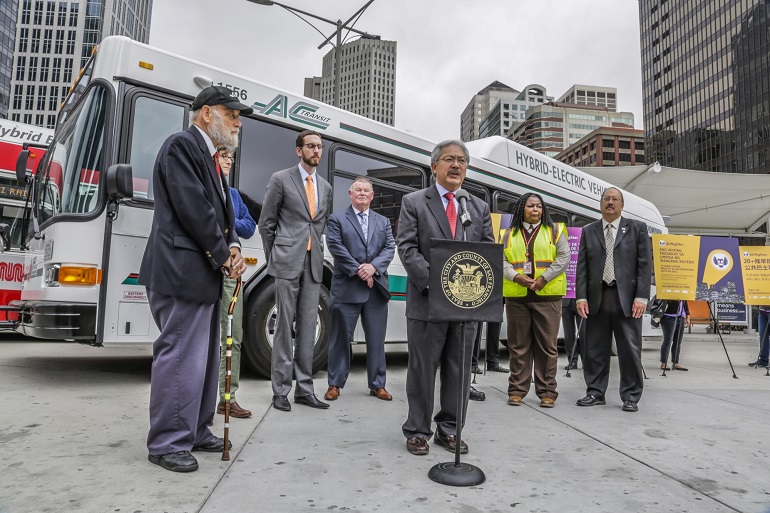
[739, 246, 770, 305]
[652, 234, 699, 300]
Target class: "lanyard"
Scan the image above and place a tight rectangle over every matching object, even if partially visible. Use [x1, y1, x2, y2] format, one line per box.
[521, 226, 539, 260]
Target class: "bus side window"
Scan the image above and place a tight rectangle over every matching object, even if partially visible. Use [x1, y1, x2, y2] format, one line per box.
[237, 119, 329, 226]
[573, 214, 593, 227]
[550, 207, 569, 226]
[331, 149, 425, 238]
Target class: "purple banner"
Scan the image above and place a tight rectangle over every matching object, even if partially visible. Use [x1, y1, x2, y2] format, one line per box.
[565, 227, 581, 299]
[696, 236, 744, 302]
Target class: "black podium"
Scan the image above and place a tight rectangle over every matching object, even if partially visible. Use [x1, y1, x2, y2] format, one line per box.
[427, 238, 502, 486]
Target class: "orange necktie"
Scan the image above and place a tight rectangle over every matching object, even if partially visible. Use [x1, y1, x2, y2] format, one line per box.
[306, 175, 316, 250]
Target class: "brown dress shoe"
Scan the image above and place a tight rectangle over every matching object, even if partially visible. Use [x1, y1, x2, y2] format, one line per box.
[369, 388, 392, 401]
[324, 386, 340, 401]
[434, 430, 469, 454]
[540, 397, 555, 408]
[406, 436, 429, 455]
[508, 395, 522, 406]
[217, 401, 252, 418]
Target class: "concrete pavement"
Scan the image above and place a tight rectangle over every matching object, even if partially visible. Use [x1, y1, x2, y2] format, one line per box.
[0, 328, 769, 513]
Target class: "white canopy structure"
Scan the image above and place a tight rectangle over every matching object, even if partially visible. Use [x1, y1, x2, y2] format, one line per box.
[578, 164, 770, 239]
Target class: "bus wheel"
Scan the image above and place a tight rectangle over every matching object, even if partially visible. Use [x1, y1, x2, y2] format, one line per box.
[242, 279, 331, 379]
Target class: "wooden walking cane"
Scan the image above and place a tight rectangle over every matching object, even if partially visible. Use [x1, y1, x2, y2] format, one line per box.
[222, 275, 243, 462]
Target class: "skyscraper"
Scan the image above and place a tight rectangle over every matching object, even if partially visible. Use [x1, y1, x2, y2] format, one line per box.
[0, 0, 19, 119]
[460, 81, 522, 142]
[9, 0, 152, 128]
[304, 38, 397, 126]
[640, 0, 770, 173]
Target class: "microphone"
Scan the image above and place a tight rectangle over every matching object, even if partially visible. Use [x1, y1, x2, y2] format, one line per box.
[455, 189, 472, 227]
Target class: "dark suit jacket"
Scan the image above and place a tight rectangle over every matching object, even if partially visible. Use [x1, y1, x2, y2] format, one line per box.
[576, 216, 651, 317]
[326, 206, 395, 304]
[397, 184, 494, 322]
[259, 166, 332, 282]
[139, 126, 238, 304]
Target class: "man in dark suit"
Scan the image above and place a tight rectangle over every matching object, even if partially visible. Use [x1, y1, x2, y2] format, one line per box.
[575, 187, 651, 413]
[324, 177, 395, 402]
[259, 130, 333, 412]
[139, 86, 251, 472]
[398, 140, 494, 456]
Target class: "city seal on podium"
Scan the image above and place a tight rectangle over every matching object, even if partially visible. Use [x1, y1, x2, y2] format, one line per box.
[440, 251, 494, 308]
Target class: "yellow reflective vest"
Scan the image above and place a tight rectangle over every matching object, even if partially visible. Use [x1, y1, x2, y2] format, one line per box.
[502, 223, 567, 298]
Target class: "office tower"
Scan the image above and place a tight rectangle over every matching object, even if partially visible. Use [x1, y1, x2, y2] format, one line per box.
[478, 84, 553, 139]
[640, 0, 770, 173]
[10, 0, 152, 128]
[0, 0, 19, 119]
[460, 81, 523, 142]
[556, 126, 645, 167]
[305, 38, 396, 126]
[510, 102, 634, 157]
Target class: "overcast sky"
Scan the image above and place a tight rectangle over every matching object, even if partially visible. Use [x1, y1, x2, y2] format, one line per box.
[149, 0, 643, 143]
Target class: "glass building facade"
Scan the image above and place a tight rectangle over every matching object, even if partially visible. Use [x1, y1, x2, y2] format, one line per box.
[0, 0, 19, 118]
[640, 0, 770, 174]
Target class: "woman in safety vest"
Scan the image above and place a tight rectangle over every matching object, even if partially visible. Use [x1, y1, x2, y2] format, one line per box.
[502, 193, 569, 408]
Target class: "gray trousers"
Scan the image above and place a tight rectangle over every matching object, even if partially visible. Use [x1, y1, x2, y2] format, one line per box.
[271, 252, 321, 397]
[402, 319, 477, 440]
[146, 289, 219, 455]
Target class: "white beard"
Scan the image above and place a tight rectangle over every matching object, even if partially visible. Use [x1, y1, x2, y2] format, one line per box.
[208, 109, 239, 149]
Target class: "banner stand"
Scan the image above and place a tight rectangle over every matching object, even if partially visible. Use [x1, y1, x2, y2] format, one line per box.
[707, 301, 738, 379]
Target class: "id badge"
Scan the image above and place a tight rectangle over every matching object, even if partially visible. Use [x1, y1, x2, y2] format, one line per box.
[523, 262, 533, 274]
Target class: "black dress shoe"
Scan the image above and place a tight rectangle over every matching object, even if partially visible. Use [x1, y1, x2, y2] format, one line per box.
[622, 401, 639, 412]
[487, 362, 509, 373]
[295, 394, 330, 409]
[148, 450, 198, 472]
[193, 436, 232, 452]
[469, 386, 486, 401]
[576, 394, 606, 406]
[434, 430, 469, 454]
[565, 362, 579, 370]
[272, 395, 291, 412]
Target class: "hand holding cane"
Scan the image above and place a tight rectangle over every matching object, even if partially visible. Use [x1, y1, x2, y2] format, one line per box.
[222, 274, 243, 462]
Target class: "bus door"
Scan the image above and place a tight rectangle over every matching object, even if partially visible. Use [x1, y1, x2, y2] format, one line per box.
[101, 90, 187, 344]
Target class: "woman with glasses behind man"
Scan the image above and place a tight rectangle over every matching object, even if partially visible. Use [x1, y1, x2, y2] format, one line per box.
[216, 147, 256, 418]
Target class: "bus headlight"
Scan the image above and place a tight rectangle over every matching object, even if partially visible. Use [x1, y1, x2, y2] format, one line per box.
[45, 264, 102, 286]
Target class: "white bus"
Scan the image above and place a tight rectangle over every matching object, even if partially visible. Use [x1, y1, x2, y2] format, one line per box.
[12, 36, 666, 376]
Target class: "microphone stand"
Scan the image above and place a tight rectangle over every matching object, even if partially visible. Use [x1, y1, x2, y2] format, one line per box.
[428, 200, 485, 487]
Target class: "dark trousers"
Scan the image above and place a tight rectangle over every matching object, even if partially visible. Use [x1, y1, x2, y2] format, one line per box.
[402, 319, 477, 440]
[327, 292, 388, 390]
[146, 289, 219, 455]
[562, 299, 585, 365]
[583, 285, 644, 403]
[472, 321, 502, 366]
[756, 310, 770, 366]
[660, 315, 684, 364]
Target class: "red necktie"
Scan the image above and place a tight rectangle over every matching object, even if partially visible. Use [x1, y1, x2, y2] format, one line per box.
[213, 152, 221, 176]
[445, 192, 457, 238]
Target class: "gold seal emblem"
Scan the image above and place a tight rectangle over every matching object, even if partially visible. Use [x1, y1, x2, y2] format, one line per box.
[441, 251, 494, 308]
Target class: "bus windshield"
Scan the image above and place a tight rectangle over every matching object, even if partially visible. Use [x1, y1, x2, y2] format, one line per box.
[36, 85, 107, 224]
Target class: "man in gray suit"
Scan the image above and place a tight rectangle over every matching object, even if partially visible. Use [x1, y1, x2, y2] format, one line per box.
[259, 130, 333, 412]
[575, 187, 651, 413]
[398, 140, 494, 456]
[324, 177, 395, 402]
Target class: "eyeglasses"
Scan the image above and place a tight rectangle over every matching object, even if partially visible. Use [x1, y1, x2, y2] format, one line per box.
[303, 143, 324, 151]
[218, 154, 233, 161]
[439, 155, 468, 165]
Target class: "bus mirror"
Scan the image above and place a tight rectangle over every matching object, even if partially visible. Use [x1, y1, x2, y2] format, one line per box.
[16, 150, 30, 185]
[105, 164, 134, 200]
